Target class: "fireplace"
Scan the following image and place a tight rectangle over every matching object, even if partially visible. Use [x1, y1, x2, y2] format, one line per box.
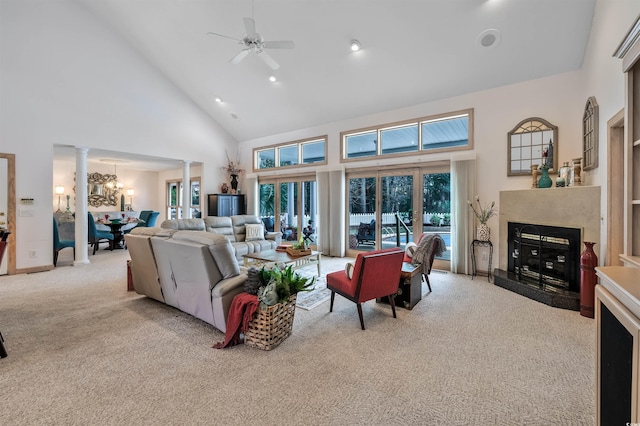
[507, 222, 581, 293]
[494, 221, 582, 310]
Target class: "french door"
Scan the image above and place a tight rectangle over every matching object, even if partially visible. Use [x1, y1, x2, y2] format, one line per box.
[259, 174, 318, 246]
[166, 178, 201, 219]
[346, 164, 451, 269]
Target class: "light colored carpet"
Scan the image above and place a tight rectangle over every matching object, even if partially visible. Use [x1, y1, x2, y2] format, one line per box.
[0, 248, 595, 425]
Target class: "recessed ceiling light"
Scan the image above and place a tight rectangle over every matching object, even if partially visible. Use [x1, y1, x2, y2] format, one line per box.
[477, 29, 501, 48]
[269, 75, 277, 83]
[215, 97, 223, 103]
[350, 40, 361, 52]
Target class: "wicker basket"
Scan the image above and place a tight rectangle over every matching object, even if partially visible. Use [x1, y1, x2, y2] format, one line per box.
[286, 246, 311, 257]
[244, 294, 297, 350]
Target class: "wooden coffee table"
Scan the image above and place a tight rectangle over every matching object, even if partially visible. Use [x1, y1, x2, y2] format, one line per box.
[243, 249, 322, 276]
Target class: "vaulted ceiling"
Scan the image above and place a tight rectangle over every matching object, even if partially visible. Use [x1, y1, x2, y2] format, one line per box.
[80, 0, 596, 142]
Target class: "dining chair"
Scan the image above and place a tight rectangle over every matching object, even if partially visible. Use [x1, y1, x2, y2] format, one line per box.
[53, 217, 75, 266]
[87, 212, 114, 255]
[326, 248, 404, 330]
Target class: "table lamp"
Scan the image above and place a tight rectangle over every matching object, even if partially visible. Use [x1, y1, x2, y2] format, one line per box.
[54, 185, 64, 213]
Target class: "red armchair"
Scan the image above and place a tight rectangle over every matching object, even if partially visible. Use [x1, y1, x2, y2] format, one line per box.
[326, 248, 404, 330]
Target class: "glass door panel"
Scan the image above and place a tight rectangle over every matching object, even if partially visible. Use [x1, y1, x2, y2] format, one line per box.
[259, 183, 276, 232]
[348, 176, 377, 251]
[422, 172, 451, 261]
[280, 181, 298, 242]
[381, 174, 413, 251]
[302, 180, 318, 246]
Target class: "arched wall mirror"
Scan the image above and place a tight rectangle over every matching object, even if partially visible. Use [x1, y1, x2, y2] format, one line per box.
[507, 117, 558, 176]
[82, 172, 120, 207]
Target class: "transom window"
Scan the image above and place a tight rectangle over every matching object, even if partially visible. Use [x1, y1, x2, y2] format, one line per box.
[254, 136, 327, 171]
[341, 109, 472, 161]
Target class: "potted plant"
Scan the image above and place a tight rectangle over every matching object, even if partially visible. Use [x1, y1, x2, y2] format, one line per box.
[244, 265, 315, 350]
[467, 196, 497, 241]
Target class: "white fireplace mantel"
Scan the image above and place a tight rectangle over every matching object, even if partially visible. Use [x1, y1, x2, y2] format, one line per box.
[498, 186, 601, 271]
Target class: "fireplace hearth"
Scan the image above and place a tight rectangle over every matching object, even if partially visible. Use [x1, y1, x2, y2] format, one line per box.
[494, 221, 581, 311]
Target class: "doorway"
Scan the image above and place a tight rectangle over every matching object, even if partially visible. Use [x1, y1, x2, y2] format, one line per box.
[607, 109, 624, 266]
[258, 174, 318, 247]
[345, 163, 451, 270]
[0, 153, 16, 275]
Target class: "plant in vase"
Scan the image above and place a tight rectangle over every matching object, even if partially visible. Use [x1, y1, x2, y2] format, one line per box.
[468, 196, 497, 241]
[221, 151, 245, 191]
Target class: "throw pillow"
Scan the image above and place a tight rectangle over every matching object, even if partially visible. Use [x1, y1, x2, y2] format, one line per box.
[345, 261, 356, 279]
[405, 242, 418, 259]
[245, 224, 265, 242]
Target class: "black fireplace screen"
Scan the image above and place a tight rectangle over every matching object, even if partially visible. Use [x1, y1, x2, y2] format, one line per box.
[507, 222, 581, 293]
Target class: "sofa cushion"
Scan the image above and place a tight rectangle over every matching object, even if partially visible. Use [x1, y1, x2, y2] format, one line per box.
[130, 227, 176, 237]
[245, 223, 265, 241]
[160, 218, 205, 231]
[232, 241, 250, 259]
[231, 215, 262, 242]
[345, 261, 356, 279]
[170, 231, 239, 279]
[204, 216, 236, 242]
[405, 242, 418, 258]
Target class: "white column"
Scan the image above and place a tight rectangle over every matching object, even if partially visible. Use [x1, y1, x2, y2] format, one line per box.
[74, 147, 90, 265]
[182, 161, 191, 219]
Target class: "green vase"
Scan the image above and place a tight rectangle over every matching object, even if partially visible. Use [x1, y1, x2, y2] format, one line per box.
[538, 167, 552, 188]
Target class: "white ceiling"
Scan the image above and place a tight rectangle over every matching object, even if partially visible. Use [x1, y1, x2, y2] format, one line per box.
[77, 0, 595, 144]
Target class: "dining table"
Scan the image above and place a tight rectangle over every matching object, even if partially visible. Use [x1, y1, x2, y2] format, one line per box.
[99, 219, 143, 250]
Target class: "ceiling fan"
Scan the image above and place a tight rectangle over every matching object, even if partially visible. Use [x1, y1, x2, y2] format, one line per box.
[207, 16, 294, 70]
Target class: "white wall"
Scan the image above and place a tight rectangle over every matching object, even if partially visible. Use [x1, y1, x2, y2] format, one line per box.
[239, 0, 640, 265]
[240, 70, 586, 263]
[0, 0, 238, 270]
[580, 0, 640, 261]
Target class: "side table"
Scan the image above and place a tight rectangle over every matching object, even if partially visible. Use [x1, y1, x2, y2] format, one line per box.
[377, 262, 422, 310]
[471, 239, 493, 282]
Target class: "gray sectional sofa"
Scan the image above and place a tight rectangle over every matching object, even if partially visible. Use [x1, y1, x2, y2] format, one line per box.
[160, 215, 281, 261]
[124, 227, 247, 333]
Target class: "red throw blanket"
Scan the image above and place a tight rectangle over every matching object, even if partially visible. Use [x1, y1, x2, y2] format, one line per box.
[213, 292, 259, 349]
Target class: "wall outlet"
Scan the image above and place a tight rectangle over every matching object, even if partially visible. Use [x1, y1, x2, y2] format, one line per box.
[481, 253, 488, 261]
[28, 250, 37, 258]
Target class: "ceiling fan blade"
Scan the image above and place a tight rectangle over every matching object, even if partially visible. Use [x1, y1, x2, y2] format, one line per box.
[263, 40, 295, 49]
[230, 49, 250, 65]
[243, 17, 256, 40]
[207, 32, 243, 43]
[257, 50, 280, 70]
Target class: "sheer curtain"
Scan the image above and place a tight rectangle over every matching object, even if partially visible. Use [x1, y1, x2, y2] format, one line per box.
[244, 175, 258, 215]
[451, 159, 476, 274]
[317, 168, 345, 257]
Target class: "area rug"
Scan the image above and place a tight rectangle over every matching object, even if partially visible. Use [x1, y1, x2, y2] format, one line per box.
[295, 273, 331, 310]
[295, 284, 331, 310]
